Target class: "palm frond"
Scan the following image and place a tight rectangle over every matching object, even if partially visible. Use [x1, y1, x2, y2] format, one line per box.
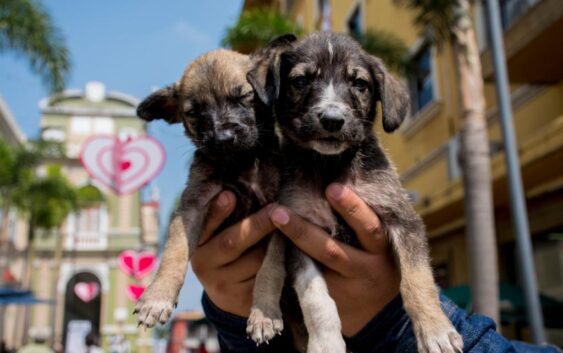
[353, 29, 412, 74]
[0, 0, 71, 92]
[397, 0, 459, 45]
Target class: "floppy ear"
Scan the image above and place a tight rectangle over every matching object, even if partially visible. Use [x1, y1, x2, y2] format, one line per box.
[368, 56, 410, 133]
[247, 34, 297, 106]
[137, 84, 181, 124]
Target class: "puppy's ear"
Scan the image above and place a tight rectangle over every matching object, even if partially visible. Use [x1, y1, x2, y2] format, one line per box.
[247, 34, 297, 106]
[368, 56, 410, 133]
[137, 84, 181, 124]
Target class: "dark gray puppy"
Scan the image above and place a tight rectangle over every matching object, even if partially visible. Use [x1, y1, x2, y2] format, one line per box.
[133, 48, 283, 328]
[248, 32, 464, 353]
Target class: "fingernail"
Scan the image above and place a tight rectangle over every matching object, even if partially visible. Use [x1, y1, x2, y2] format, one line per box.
[217, 192, 230, 208]
[327, 183, 347, 200]
[271, 207, 290, 226]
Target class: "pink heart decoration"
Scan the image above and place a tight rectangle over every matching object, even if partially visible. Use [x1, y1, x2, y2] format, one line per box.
[80, 135, 165, 195]
[118, 250, 157, 280]
[127, 284, 145, 301]
[74, 282, 100, 303]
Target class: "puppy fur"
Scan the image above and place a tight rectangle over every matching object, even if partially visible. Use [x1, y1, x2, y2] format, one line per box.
[249, 32, 463, 353]
[133, 49, 283, 332]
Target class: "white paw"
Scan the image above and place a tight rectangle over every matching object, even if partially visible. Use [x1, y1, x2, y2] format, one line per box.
[133, 285, 177, 328]
[246, 307, 284, 345]
[415, 320, 463, 353]
[307, 333, 347, 353]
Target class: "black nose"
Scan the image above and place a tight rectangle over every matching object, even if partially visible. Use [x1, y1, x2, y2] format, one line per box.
[320, 111, 345, 132]
[215, 129, 235, 143]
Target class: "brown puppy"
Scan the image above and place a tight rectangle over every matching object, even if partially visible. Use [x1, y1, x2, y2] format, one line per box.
[248, 32, 463, 353]
[133, 48, 282, 329]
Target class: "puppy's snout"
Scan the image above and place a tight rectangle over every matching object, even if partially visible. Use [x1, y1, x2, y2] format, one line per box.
[319, 108, 345, 132]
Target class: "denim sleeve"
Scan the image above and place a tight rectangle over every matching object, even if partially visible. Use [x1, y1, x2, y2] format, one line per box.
[345, 294, 561, 353]
[201, 292, 298, 353]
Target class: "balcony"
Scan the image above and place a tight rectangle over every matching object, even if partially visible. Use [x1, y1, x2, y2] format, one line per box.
[481, 0, 563, 83]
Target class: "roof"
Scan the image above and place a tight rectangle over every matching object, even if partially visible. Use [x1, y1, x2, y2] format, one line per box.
[38, 83, 140, 118]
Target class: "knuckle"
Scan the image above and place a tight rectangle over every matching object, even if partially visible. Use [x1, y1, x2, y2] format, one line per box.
[364, 221, 383, 237]
[289, 221, 307, 242]
[321, 241, 343, 264]
[346, 202, 360, 217]
[219, 234, 238, 252]
[250, 211, 271, 235]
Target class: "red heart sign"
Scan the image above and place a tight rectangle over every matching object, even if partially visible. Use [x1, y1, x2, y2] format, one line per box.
[118, 250, 157, 280]
[74, 282, 100, 303]
[80, 135, 165, 195]
[127, 284, 145, 301]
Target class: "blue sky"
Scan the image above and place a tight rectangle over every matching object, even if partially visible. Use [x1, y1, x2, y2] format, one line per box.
[0, 0, 244, 311]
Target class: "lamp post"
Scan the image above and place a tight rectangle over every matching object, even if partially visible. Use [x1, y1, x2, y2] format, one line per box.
[483, 0, 546, 344]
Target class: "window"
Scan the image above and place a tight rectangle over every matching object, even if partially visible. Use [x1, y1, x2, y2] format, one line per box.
[408, 44, 435, 115]
[93, 117, 114, 134]
[500, 0, 529, 29]
[71, 117, 92, 135]
[318, 0, 331, 31]
[347, 4, 362, 38]
[77, 207, 101, 233]
[42, 127, 66, 142]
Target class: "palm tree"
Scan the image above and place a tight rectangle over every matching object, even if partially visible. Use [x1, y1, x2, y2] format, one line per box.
[222, 7, 303, 53]
[353, 29, 412, 74]
[0, 0, 70, 92]
[400, 0, 499, 323]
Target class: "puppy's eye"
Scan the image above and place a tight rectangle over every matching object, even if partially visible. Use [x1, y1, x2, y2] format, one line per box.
[184, 110, 196, 117]
[352, 78, 369, 90]
[291, 76, 309, 89]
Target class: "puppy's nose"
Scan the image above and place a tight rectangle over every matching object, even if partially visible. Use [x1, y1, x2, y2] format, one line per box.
[215, 129, 235, 143]
[320, 110, 345, 132]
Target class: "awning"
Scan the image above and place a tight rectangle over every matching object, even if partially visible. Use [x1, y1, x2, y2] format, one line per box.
[0, 287, 53, 306]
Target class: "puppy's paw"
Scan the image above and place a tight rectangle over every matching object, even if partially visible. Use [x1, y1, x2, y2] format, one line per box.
[246, 307, 284, 345]
[415, 318, 463, 353]
[133, 283, 178, 328]
[307, 333, 346, 353]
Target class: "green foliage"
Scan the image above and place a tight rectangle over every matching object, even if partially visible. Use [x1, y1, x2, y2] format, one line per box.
[76, 184, 104, 208]
[20, 165, 78, 230]
[0, 0, 71, 92]
[222, 7, 303, 53]
[0, 139, 78, 232]
[397, 0, 459, 45]
[353, 29, 412, 74]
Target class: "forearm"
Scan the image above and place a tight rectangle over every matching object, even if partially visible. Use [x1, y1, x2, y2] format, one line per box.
[202, 292, 298, 353]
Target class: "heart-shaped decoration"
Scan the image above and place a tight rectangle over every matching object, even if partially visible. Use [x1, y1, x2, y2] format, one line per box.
[118, 250, 157, 280]
[80, 135, 165, 195]
[127, 284, 145, 301]
[74, 282, 100, 303]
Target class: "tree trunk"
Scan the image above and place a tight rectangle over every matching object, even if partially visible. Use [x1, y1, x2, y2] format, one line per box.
[451, 0, 500, 325]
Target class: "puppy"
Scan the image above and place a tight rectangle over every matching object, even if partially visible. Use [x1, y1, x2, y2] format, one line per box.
[133, 48, 283, 328]
[248, 32, 464, 353]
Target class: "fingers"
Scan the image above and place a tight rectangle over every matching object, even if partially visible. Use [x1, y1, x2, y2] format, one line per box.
[200, 205, 275, 267]
[270, 206, 369, 276]
[326, 184, 388, 254]
[199, 191, 236, 245]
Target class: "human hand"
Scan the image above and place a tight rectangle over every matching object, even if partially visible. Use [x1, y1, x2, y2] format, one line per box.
[191, 191, 275, 317]
[270, 183, 400, 337]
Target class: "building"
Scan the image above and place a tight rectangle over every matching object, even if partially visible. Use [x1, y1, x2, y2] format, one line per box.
[0, 94, 31, 349]
[18, 82, 160, 353]
[241, 0, 563, 344]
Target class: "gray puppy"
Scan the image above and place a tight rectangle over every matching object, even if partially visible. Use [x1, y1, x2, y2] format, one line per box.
[247, 32, 464, 353]
[133, 48, 282, 328]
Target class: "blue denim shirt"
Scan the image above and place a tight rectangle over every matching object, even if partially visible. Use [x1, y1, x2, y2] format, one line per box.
[202, 292, 562, 353]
